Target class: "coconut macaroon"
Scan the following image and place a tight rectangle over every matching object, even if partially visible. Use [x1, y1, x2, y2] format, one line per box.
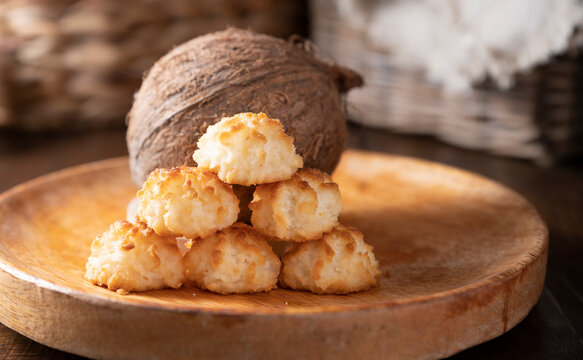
[279, 225, 380, 294]
[85, 220, 185, 293]
[136, 166, 239, 239]
[184, 222, 281, 294]
[193, 112, 303, 186]
[249, 168, 341, 241]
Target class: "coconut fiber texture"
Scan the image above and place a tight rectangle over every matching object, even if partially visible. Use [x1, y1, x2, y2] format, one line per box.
[126, 28, 363, 186]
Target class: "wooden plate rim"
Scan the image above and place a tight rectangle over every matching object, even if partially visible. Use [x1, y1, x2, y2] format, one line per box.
[0, 151, 549, 316]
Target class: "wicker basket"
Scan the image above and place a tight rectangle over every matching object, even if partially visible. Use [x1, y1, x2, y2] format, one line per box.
[0, 0, 307, 131]
[311, 0, 583, 164]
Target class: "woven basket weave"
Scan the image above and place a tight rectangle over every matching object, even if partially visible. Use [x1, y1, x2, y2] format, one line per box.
[311, 0, 583, 163]
[0, 0, 306, 131]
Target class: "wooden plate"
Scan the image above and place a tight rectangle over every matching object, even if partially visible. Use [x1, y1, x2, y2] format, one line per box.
[0, 150, 547, 360]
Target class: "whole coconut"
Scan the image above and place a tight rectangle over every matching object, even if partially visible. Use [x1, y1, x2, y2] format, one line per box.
[127, 28, 363, 185]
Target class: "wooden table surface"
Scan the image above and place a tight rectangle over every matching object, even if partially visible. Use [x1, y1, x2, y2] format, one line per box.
[0, 123, 581, 359]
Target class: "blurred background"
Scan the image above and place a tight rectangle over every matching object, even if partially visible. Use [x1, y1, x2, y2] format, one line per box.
[0, 0, 309, 130]
[0, 1, 582, 359]
[0, 0, 582, 165]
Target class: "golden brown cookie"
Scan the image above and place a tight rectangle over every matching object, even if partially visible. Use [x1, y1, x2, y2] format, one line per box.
[279, 225, 380, 294]
[250, 168, 341, 241]
[193, 112, 303, 185]
[184, 222, 280, 294]
[136, 166, 239, 239]
[85, 220, 185, 293]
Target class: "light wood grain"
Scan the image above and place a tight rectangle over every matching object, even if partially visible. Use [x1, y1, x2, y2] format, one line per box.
[0, 150, 548, 360]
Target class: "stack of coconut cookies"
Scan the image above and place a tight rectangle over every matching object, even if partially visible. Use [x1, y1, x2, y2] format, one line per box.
[86, 112, 380, 295]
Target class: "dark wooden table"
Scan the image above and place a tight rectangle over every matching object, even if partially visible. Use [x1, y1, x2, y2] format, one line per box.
[0, 124, 582, 359]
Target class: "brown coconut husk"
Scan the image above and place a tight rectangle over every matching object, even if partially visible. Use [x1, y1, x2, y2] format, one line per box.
[126, 28, 363, 185]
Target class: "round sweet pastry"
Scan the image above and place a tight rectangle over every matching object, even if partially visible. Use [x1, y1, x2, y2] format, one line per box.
[184, 222, 280, 294]
[136, 166, 239, 239]
[250, 168, 341, 241]
[279, 225, 380, 294]
[85, 220, 185, 293]
[193, 112, 303, 186]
